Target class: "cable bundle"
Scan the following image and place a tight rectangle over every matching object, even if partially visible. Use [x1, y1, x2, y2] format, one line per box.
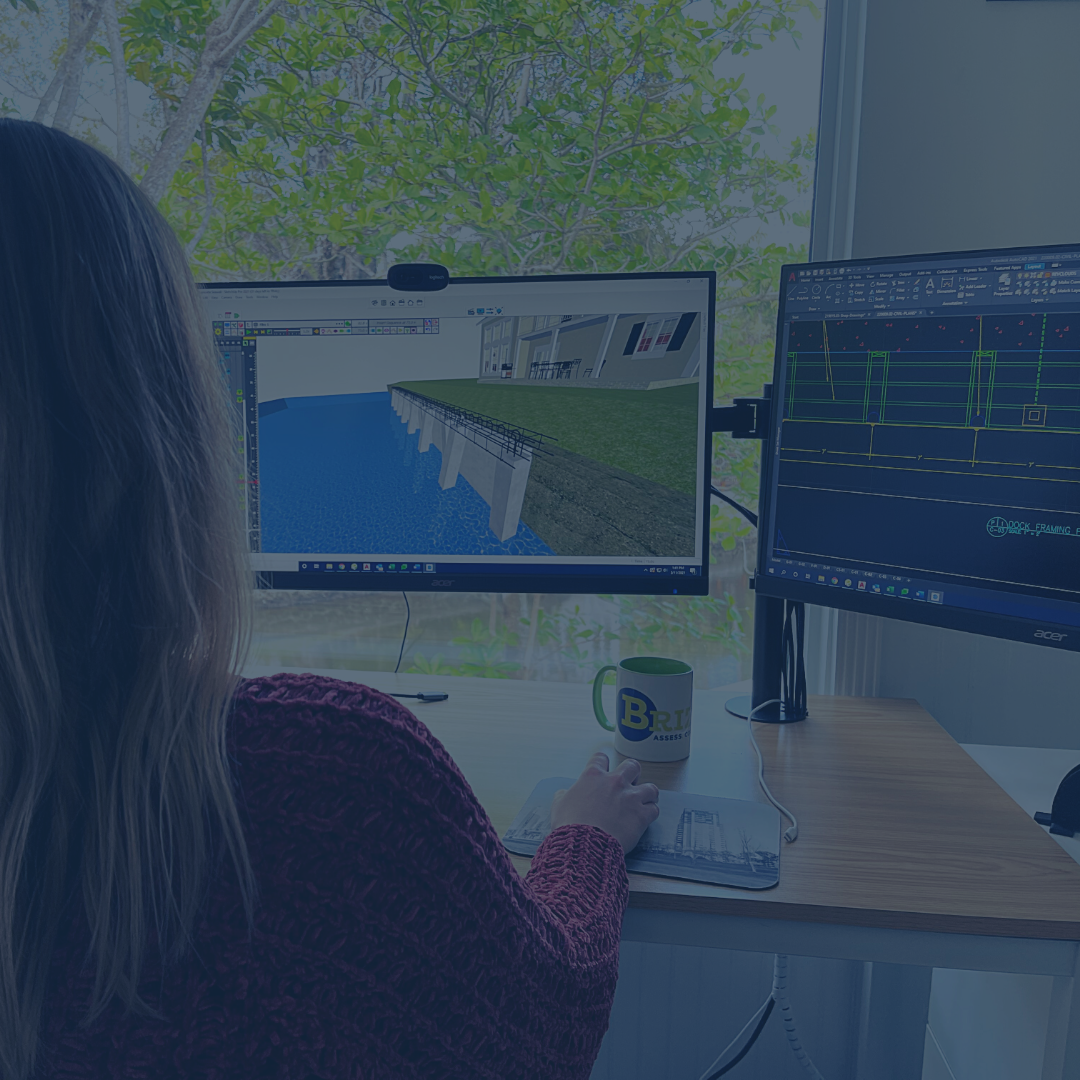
[698, 955, 826, 1080]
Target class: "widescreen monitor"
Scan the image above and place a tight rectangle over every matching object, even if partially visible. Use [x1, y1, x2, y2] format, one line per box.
[200, 272, 714, 594]
[756, 242, 1080, 652]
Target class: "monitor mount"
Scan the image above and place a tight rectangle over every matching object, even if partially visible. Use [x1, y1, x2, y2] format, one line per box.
[710, 384, 808, 724]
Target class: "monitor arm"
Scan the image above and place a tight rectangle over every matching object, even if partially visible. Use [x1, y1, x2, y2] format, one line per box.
[708, 384, 771, 527]
[709, 385, 772, 440]
[710, 383, 808, 724]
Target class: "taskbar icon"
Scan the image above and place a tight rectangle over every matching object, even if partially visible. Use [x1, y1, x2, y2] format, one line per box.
[298, 560, 438, 573]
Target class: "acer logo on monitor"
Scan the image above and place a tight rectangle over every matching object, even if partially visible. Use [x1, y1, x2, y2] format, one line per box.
[1034, 630, 1067, 642]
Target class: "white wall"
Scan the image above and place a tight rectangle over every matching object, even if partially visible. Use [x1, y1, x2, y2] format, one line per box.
[823, 2, 1080, 1078]
[852, 0, 1080, 260]
[820, 0, 1080, 750]
[873, 618, 1080, 749]
[837, 0, 1080, 747]
[926, 968, 1055, 1080]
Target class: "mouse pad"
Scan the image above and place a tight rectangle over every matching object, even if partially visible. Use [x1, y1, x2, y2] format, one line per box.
[502, 777, 780, 890]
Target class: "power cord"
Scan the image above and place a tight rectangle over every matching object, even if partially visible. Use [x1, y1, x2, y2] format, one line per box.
[747, 698, 799, 843]
[699, 996, 774, 1079]
[394, 591, 410, 674]
[709, 484, 758, 528]
[696, 706, 822, 1079]
[698, 956, 825, 1080]
[386, 593, 449, 702]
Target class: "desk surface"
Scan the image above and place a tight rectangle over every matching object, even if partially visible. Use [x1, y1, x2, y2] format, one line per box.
[245, 666, 1080, 942]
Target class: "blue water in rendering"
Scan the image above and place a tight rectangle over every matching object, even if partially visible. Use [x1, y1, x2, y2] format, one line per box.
[258, 391, 555, 555]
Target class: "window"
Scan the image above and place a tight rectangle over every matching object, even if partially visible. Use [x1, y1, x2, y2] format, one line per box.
[636, 320, 658, 354]
[11, 1, 824, 686]
[655, 317, 678, 349]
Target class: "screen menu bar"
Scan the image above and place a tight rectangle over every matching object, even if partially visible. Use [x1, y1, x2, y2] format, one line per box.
[784, 252, 1080, 318]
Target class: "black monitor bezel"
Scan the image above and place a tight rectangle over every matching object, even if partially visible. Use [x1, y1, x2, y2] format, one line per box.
[202, 270, 715, 596]
[754, 241, 1080, 653]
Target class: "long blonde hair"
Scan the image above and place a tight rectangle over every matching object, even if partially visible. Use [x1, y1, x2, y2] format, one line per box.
[0, 118, 257, 1079]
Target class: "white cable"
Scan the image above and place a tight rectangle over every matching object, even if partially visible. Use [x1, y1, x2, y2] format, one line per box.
[772, 954, 825, 1079]
[747, 698, 799, 842]
[695, 994, 771, 1080]
[693, 705, 812, 1080]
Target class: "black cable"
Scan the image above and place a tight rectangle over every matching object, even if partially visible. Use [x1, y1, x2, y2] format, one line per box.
[710, 485, 758, 528]
[704, 997, 775, 1079]
[793, 602, 806, 715]
[781, 603, 793, 715]
[394, 591, 410, 674]
[780, 601, 807, 720]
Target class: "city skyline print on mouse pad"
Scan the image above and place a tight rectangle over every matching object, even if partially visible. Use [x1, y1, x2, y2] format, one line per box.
[502, 777, 781, 889]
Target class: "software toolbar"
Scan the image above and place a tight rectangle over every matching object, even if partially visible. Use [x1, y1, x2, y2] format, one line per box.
[214, 318, 440, 339]
[784, 253, 1080, 319]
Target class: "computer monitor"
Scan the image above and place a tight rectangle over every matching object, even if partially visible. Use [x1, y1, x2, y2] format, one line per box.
[200, 272, 714, 594]
[756, 241, 1080, 652]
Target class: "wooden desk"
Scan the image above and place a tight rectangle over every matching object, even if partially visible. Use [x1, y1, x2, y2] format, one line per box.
[243, 666, 1080, 1080]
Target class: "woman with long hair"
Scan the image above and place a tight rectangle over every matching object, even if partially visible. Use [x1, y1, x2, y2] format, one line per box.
[0, 118, 659, 1080]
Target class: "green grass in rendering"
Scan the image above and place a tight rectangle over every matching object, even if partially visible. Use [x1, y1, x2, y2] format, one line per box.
[392, 379, 699, 495]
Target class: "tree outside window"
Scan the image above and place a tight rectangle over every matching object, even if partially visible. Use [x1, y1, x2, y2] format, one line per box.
[1, 0, 822, 687]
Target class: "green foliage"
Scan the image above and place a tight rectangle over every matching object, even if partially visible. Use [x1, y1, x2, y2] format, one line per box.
[709, 240, 808, 552]
[155, 0, 818, 281]
[406, 652, 463, 676]
[605, 593, 747, 654]
[522, 603, 620, 674]
[8, 0, 816, 678]
[410, 618, 522, 678]
[408, 593, 746, 681]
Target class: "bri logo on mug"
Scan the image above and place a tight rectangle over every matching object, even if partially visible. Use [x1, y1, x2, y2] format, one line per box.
[617, 688, 692, 742]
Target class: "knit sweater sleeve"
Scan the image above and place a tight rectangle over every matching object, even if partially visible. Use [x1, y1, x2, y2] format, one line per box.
[232, 673, 628, 1080]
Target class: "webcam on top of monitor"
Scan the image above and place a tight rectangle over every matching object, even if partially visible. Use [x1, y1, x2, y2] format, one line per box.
[387, 263, 450, 291]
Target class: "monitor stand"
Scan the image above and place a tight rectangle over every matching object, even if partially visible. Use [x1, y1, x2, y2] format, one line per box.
[724, 593, 808, 724]
[710, 387, 807, 724]
[724, 695, 804, 723]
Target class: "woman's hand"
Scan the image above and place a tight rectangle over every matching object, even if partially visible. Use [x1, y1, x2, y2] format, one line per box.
[549, 751, 660, 855]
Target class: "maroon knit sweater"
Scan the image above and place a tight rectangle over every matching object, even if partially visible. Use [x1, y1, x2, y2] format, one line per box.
[39, 673, 628, 1079]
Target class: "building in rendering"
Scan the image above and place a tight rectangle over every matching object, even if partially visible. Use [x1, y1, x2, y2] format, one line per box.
[477, 311, 701, 389]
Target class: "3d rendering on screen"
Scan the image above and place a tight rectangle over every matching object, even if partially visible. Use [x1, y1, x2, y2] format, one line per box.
[224, 307, 702, 560]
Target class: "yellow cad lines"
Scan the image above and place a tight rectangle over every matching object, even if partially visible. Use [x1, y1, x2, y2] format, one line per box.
[778, 311, 1079, 482]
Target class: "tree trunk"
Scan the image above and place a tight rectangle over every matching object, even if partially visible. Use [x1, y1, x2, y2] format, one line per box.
[139, 0, 283, 204]
[41, 0, 103, 131]
[102, 0, 130, 172]
[31, 68, 63, 124]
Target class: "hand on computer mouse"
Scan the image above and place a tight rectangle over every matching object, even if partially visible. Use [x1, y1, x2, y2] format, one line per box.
[550, 751, 660, 855]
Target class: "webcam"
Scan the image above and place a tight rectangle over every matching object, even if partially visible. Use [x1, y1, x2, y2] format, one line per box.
[387, 263, 450, 292]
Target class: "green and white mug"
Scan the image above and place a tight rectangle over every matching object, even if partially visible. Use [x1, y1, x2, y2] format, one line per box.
[592, 656, 693, 762]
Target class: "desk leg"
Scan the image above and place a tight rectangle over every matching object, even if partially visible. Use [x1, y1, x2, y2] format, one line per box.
[854, 962, 931, 1080]
[1041, 953, 1080, 1080]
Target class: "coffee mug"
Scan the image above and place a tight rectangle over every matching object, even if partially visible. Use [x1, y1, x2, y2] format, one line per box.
[592, 656, 693, 762]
